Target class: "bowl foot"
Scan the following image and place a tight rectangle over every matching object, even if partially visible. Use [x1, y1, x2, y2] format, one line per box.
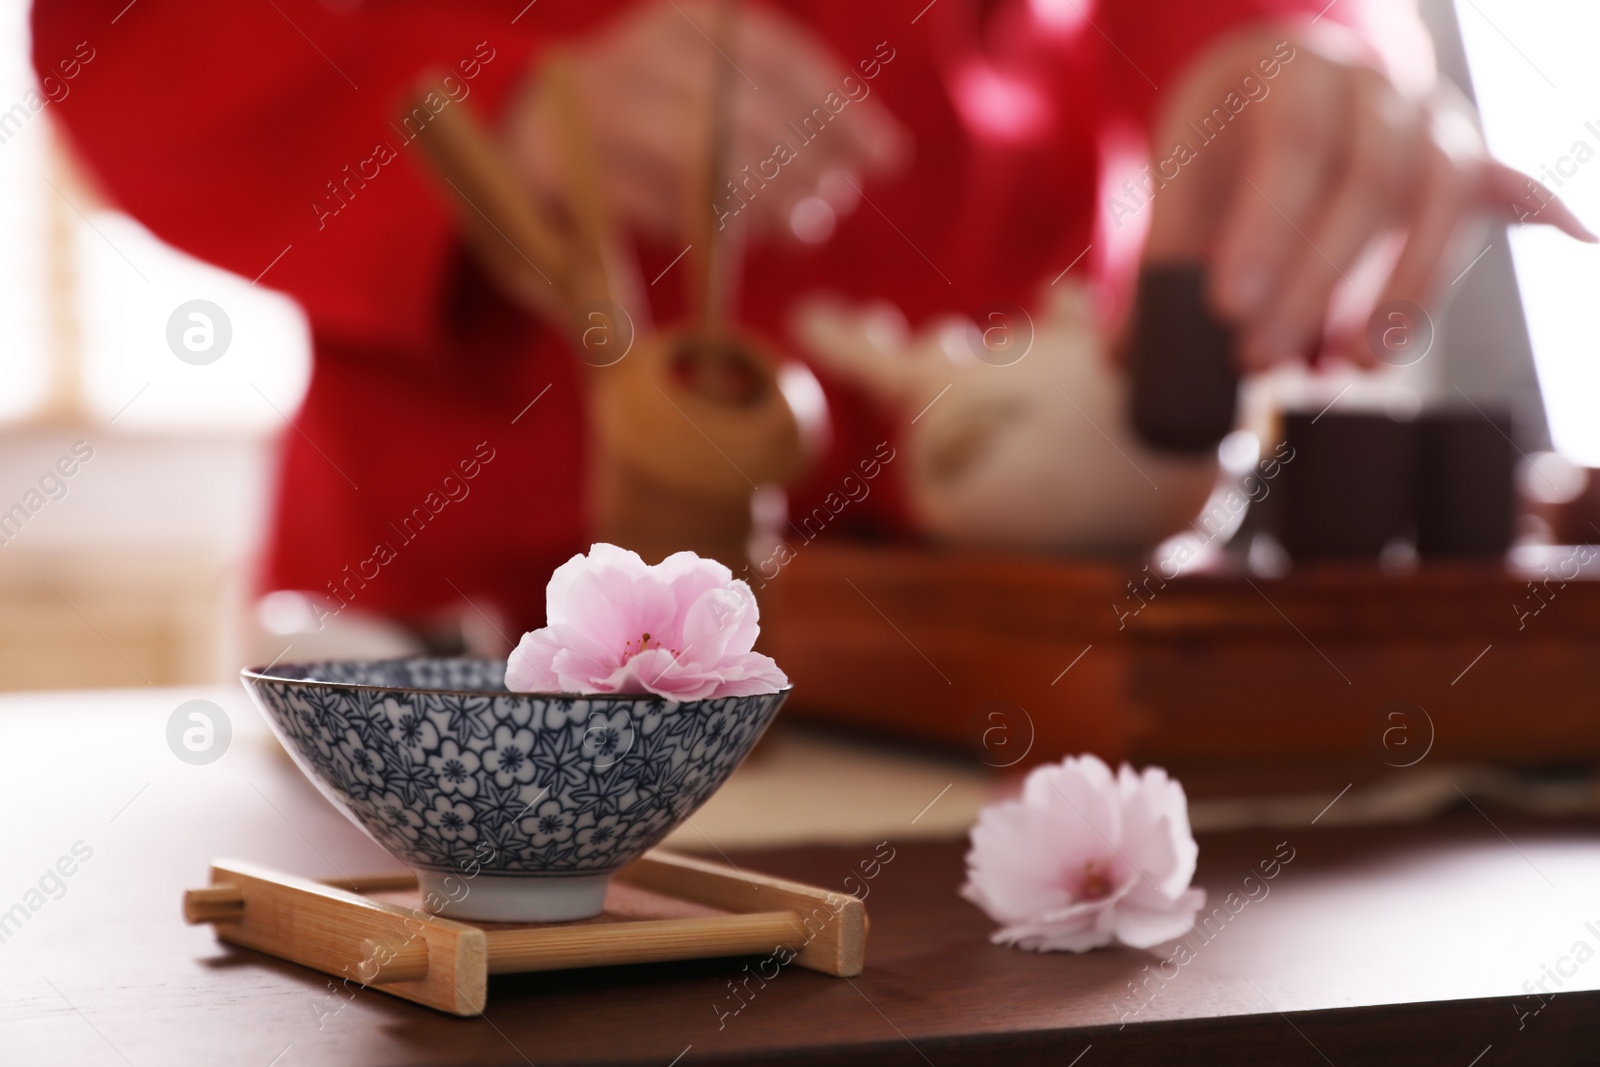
[416, 870, 613, 922]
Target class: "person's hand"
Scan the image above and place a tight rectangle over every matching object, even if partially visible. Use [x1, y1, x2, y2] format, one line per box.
[506, 0, 908, 243]
[1141, 22, 1595, 371]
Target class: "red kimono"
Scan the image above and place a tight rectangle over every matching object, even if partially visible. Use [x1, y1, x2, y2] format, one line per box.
[33, 0, 1353, 632]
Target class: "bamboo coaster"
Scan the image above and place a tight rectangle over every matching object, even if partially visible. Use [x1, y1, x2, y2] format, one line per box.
[182, 850, 866, 1016]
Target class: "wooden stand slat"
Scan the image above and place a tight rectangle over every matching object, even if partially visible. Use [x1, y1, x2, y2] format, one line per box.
[183, 885, 244, 924]
[184, 851, 866, 1017]
[327, 872, 427, 894]
[484, 911, 802, 975]
[617, 851, 866, 976]
[197, 860, 488, 1015]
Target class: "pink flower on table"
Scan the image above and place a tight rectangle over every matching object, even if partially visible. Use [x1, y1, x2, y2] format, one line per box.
[961, 754, 1204, 952]
[504, 544, 789, 701]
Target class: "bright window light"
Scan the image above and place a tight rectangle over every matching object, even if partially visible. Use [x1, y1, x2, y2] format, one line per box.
[0, 3, 49, 421]
[1458, 0, 1600, 464]
[76, 212, 311, 432]
[2, 13, 311, 433]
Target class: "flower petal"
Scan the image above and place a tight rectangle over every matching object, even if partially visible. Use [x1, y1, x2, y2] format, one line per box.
[963, 803, 1079, 923]
[1021, 755, 1124, 849]
[545, 544, 649, 626]
[679, 585, 760, 669]
[1115, 763, 1198, 899]
[703, 652, 789, 696]
[601, 647, 719, 701]
[504, 629, 562, 692]
[1112, 887, 1206, 949]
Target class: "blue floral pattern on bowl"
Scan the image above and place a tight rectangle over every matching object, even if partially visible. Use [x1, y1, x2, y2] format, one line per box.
[242, 658, 788, 876]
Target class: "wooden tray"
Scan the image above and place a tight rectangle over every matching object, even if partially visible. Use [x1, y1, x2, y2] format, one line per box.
[764, 545, 1600, 770]
[183, 851, 865, 1016]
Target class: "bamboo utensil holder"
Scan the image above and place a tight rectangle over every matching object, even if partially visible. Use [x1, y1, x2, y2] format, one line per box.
[408, 41, 809, 573]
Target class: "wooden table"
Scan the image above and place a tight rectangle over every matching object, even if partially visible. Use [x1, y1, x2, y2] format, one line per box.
[3, 687, 1597, 1065]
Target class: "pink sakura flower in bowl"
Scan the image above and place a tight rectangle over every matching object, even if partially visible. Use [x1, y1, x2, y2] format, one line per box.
[505, 543, 790, 701]
[961, 754, 1204, 952]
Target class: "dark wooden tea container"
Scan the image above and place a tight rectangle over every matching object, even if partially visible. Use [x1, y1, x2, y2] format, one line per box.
[1414, 408, 1515, 556]
[1127, 264, 1240, 454]
[1271, 411, 1416, 560]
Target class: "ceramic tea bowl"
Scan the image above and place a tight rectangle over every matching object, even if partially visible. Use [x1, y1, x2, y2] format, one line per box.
[241, 657, 788, 922]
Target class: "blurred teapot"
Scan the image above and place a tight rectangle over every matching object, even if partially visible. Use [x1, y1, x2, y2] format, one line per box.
[793, 282, 1218, 553]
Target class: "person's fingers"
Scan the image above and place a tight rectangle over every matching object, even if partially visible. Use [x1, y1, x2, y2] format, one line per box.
[717, 94, 828, 234]
[723, 84, 894, 238]
[1210, 62, 1346, 328]
[619, 2, 892, 236]
[1324, 149, 1596, 367]
[590, 94, 702, 233]
[605, 158, 684, 235]
[1481, 159, 1598, 241]
[1246, 72, 1420, 369]
[564, 26, 711, 234]
[1369, 141, 1474, 320]
[556, 0, 911, 241]
[739, 9, 909, 177]
[765, 46, 908, 178]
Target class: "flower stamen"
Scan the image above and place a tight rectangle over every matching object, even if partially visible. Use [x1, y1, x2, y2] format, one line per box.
[1079, 861, 1115, 902]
